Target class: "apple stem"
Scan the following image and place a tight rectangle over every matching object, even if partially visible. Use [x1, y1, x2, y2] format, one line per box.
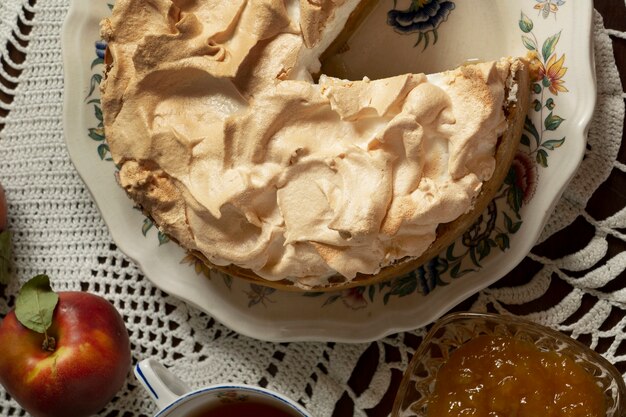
[42, 331, 56, 352]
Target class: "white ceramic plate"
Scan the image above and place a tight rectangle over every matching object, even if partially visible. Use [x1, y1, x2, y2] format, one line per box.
[62, 0, 595, 342]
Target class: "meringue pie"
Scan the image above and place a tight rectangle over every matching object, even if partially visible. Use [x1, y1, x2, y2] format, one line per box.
[100, 0, 530, 290]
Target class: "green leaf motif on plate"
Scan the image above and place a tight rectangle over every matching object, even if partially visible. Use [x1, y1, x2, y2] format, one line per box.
[142, 218, 154, 236]
[449, 262, 473, 278]
[245, 285, 276, 308]
[495, 233, 510, 251]
[520, 134, 531, 147]
[504, 212, 522, 234]
[542, 138, 565, 150]
[91, 58, 104, 69]
[87, 73, 103, 98]
[94, 105, 103, 123]
[521, 35, 536, 51]
[536, 149, 549, 167]
[384, 274, 418, 302]
[322, 294, 342, 307]
[507, 184, 523, 213]
[524, 116, 540, 146]
[519, 12, 533, 33]
[88, 127, 105, 142]
[97, 143, 111, 160]
[157, 231, 171, 245]
[542, 31, 561, 62]
[544, 112, 565, 131]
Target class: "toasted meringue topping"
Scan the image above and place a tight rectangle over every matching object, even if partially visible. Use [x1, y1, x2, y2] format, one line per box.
[101, 0, 517, 287]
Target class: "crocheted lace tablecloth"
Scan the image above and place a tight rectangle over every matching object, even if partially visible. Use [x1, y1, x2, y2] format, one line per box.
[0, 1, 624, 416]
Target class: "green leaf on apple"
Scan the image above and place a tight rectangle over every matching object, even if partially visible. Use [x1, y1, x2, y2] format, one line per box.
[0, 231, 11, 285]
[15, 275, 59, 334]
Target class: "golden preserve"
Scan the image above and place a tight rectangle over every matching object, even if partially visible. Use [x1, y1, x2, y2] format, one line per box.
[428, 334, 606, 417]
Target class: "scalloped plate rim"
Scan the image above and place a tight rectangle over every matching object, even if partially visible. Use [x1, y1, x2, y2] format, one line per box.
[61, 0, 596, 342]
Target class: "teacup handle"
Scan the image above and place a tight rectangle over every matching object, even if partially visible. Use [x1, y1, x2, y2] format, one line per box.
[134, 359, 192, 410]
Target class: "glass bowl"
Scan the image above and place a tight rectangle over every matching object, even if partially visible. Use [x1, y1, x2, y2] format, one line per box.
[392, 312, 626, 417]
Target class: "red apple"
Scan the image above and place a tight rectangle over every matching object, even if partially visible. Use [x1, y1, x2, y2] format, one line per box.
[0, 291, 131, 417]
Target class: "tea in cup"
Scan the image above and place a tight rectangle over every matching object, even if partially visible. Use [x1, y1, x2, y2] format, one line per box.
[134, 359, 311, 417]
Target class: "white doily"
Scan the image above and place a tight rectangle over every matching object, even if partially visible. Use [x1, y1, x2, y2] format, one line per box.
[0, 1, 624, 416]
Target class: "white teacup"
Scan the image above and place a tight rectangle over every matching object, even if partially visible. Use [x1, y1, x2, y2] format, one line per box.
[134, 359, 312, 417]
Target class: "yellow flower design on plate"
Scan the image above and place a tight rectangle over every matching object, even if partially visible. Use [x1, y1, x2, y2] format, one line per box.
[538, 53, 568, 95]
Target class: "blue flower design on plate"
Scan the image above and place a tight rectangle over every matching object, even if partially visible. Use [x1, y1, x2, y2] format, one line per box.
[387, 0, 455, 50]
[95, 40, 106, 59]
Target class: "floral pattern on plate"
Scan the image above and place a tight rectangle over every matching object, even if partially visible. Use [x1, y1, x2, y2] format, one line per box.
[520, 11, 568, 168]
[533, 0, 566, 19]
[386, 0, 456, 50]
